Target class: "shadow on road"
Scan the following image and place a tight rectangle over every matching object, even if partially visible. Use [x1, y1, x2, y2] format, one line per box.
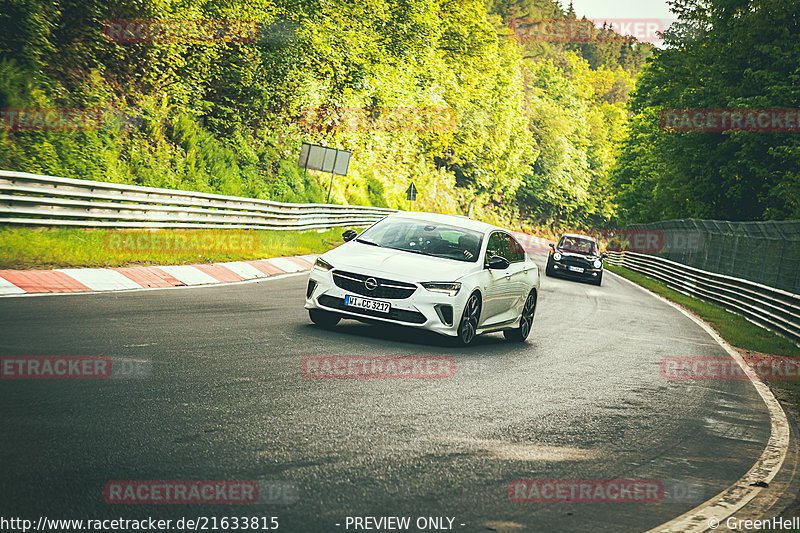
[299, 321, 541, 356]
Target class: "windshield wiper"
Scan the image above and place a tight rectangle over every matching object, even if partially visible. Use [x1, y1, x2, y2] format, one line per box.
[355, 238, 381, 247]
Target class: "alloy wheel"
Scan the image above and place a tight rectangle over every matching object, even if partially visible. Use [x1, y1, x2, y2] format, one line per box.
[458, 293, 481, 345]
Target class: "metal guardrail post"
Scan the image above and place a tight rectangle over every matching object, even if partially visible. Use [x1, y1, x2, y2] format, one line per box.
[774, 222, 787, 289]
[794, 260, 800, 296]
[730, 224, 739, 275]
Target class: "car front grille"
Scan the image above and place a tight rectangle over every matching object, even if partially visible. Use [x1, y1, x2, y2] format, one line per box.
[331, 270, 417, 299]
[559, 255, 596, 268]
[318, 295, 427, 324]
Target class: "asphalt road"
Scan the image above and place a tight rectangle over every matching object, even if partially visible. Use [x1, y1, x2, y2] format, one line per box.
[0, 253, 772, 532]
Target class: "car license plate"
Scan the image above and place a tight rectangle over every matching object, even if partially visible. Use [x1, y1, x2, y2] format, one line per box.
[345, 294, 390, 313]
[567, 266, 585, 273]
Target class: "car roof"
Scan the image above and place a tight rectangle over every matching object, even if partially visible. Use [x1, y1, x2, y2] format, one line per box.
[385, 211, 500, 233]
[561, 232, 597, 242]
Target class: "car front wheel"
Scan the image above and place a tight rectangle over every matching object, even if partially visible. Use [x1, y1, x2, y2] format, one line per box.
[308, 309, 341, 328]
[504, 290, 537, 342]
[456, 292, 481, 346]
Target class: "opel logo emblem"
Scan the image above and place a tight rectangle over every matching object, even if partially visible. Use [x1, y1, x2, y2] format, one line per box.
[364, 278, 378, 291]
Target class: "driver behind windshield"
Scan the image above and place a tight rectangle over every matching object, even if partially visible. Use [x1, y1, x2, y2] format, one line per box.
[561, 238, 597, 254]
[458, 234, 479, 260]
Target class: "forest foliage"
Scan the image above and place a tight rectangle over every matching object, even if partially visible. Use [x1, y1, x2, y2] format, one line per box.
[0, 0, 652, 227]
[611, 0, 800, 223]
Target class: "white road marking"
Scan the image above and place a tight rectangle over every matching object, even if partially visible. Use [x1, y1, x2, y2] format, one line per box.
[55, 268, 143, 291]
[157, 265, 221, 285]
[267, 257, 306, 273]
[0, 276, 26, 295]
[219, 261, 268, 279]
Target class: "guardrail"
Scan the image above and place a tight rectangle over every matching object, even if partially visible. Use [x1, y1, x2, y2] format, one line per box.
[0, 170, 397, 230]
[605, 250, 800, 344]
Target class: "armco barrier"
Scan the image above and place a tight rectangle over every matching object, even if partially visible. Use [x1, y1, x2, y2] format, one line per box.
[0, 170, 396, 230]
[606, 250, 800, 344]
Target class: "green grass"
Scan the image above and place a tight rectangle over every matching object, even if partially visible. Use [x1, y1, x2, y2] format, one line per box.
[0, 226, 350, 269]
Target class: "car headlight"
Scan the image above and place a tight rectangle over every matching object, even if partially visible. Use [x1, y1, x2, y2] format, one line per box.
[553, 252, 562, 261]
[593, 259, 602, 269]
[313, 258, 334, 271]
[421, 282, 461, 296]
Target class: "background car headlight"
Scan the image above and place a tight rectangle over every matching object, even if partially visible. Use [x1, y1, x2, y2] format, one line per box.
[421, 282, 461, 296]
[553, 252, 562, 261]
[314, 258, 334, 271]
[593, 259, 602, 268]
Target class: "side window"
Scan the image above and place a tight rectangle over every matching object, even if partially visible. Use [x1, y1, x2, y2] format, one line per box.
[506, 234, 526, 263]
[485, 232, 508, 264]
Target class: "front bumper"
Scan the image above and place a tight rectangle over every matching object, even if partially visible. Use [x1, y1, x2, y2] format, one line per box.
[304, 267, 469, 337]
[550, 261, 602, 280]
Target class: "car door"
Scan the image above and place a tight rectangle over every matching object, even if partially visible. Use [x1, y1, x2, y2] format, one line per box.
[481, 231, 514, 327]
[501, 233, 532, 320]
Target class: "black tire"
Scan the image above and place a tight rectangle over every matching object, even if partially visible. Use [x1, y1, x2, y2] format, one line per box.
[545, 260, 555, 277]
[504, 290, 537, 342]
[593, 272, 603, 286]
[308, 309, 341, 328]
[456, 292, 482, 346]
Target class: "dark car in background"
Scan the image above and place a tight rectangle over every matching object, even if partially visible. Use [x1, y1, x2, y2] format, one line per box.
[545, 233, 605, 286]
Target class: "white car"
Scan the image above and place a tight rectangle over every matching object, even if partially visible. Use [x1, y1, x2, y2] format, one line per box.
[304, 212, 540, 345]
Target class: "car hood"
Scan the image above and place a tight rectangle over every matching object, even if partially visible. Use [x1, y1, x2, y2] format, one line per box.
[554, 250, 600, 261]
[321, 242, 478, 282]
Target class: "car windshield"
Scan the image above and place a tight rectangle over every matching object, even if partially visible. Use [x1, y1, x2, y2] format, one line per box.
[356, 218, 483, 262]
[559, 236, 598, 254]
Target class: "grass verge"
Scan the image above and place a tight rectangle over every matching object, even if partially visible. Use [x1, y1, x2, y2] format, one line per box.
[0, 226, 349, 270]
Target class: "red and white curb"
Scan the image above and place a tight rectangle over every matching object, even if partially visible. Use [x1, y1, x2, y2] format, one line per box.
[0, 255, 319, 296]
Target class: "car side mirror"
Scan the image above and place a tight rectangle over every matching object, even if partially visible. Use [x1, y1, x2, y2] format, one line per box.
[342, 230, 358, 242]
[601, 252, 607, 258]
[487, 255, 510, 270]
[549, 243, 555, 249]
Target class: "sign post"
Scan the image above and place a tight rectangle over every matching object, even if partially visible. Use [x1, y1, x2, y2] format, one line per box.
[298, 142, 352, 203]
[406, 182, 418, 211]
